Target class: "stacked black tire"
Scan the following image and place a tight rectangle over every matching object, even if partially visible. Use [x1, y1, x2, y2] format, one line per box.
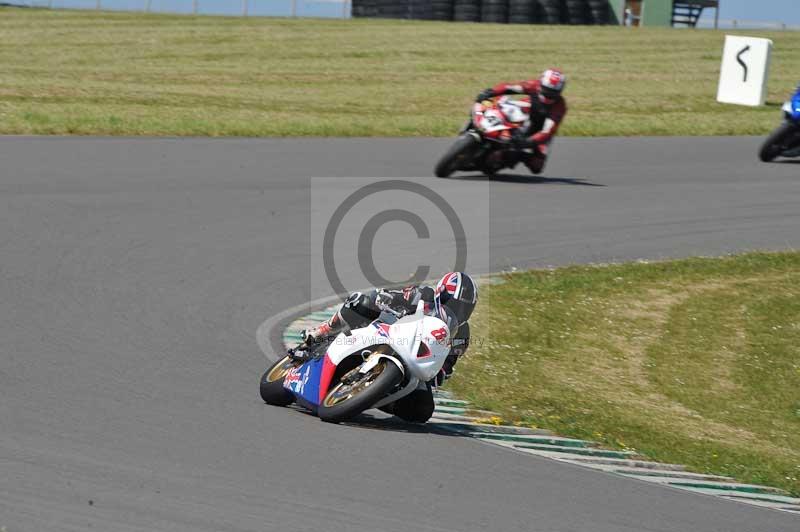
[481, 0, 508, 23]
[587, 0, 610, 24]
[453, 0, 480, 22]
[431, 0, 454, 20]
[352, 0, 609, 25]
[508, 0, 538, 24]
[538, 0, 562, 24]
[351, 0, 378, 17]
[408, 0, 433, 19]
[563, 0, 589, 24]
[374, 0, 407, 18]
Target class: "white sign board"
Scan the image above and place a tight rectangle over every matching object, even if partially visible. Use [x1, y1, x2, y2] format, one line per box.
[717, 35, 772, 107]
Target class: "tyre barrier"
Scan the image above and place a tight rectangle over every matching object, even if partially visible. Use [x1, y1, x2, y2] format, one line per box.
[377, 0, 408, 19]
[453, 0, 481, 22]
[508, 0, 538, 24]
[409, 0, 434, 19]
[481, 0, 508, 23]
[538, 0, 563, 24]
[352, 0, 607, 25]
[564, 0, 589, 24]
[430, 0, 454, 20]
[587, 0, 609, 24]
[351, 0, 378, 17]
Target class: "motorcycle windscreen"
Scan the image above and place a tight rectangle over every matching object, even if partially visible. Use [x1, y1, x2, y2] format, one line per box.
[282, 354, 337, 408]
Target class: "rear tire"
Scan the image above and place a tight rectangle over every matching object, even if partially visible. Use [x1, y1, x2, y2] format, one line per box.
[759, 122, 798, 162]
[259, 356, 297, 406]
[435, 134, 480, 177]
[391, 385, 435, 423]
[318, 359, 403, 423]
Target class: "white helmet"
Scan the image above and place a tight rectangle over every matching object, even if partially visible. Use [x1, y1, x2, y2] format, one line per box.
[539, 68, 566, 105]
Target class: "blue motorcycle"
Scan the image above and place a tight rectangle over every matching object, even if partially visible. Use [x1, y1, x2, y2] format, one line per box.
[759, 85, 800, 162]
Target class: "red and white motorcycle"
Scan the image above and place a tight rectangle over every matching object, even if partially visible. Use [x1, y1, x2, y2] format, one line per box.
[435, 95, 532, 178]
[260, 302, 452, 423]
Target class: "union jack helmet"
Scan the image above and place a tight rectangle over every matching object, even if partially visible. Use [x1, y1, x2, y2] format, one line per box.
[434, 272, 478, 326]
[538, 68, 566, 105]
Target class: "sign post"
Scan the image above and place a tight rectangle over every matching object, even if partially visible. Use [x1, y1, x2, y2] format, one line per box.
[717, 35, 773, 107]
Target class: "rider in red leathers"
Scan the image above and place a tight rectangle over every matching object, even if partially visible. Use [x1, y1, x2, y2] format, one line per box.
[475, 68, 567, 174]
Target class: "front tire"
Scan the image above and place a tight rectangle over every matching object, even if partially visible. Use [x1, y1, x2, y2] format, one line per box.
[759, 122, 798, 162]
[435, 134, 480, 178]
[318, 359, 403, 423]
[259, 356, 297, 406]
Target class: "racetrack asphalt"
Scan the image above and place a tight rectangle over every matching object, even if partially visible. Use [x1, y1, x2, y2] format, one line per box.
[1, 136, 799, 532]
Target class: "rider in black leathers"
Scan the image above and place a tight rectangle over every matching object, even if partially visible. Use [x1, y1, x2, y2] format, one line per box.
[296, 272, 478, 423]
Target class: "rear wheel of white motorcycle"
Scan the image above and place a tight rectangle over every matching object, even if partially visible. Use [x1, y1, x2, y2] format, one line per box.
[259, 355, 297, 406]
[434, 134, 479, 178]
[759, 122, 797, 162]
[318, 359, 403, 423]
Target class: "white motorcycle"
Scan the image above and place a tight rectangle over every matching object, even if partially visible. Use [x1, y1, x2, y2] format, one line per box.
[259, 301, 451, 423]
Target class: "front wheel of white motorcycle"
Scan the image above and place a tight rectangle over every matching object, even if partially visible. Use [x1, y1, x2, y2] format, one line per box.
[259, 355, 297, 406]
[318, 359, 403, 423]
[434, 134, 479, 178]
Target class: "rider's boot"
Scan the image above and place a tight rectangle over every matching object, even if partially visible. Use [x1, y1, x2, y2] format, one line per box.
[287, 313, 344, 363]
[300, 311, 344, 345]
[523, 151, 546, 175]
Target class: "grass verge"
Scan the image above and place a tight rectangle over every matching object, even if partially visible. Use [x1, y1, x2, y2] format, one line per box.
[1, 8, 799, 137]
[449, 252, 800, 495]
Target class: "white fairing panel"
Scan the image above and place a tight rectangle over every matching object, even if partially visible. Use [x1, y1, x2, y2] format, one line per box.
[389, 314, 451, 382]
[323, 324, 388, 365]
[498, 98, 530, 123]
[322, 303, 451, 383]
[479, 109, 510, 133]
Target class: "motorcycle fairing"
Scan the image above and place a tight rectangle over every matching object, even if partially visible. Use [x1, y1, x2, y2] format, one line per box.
[472, 95, 532, 139]
[283, 302, 452, 412]
[325, 312, 452, 380]
[283, 354, 337, 409]
[792, 89, 800, 121]
[783, 88, 800, 121]
[498, 97, 531, 123]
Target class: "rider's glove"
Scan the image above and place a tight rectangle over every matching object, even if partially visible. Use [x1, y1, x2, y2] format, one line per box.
[300, 329, 318, 345]
[376, 290, 395, 310]
[301, 323, 331, 345]
[476, 88, 494, 102]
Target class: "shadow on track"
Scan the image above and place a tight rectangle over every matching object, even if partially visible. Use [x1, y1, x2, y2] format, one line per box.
[340, 413, 440, 434]
[452, 173, 605, 186]
[282, 405, 478, 437]
[339, 411, 479, 438]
